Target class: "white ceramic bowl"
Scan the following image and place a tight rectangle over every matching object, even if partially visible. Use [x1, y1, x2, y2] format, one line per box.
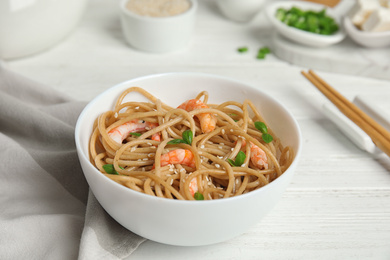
[75, 72, 302, 246]
[343, 17, 390, 48]
[0, 0, 88, 60]
[120, 0, 197, 53]
[216, 0, 267, 23]
[265, 1, 346, 47]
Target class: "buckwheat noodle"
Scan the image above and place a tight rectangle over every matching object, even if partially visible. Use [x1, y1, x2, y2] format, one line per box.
[89, 87, 294, 200]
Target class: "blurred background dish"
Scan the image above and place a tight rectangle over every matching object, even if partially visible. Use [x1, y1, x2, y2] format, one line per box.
[216, 0, 267, 23]
[343, 0, 390, 48]
[265, 1, 346, 48]
[120, 0, 197, 53]
[343, 16, 390, 48]
[0, 0, 88, 60]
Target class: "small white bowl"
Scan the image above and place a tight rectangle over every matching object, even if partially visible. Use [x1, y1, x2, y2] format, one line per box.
[75, 72, 302, 246]
[216, 0, 267, 23]
[265, 1, 346, 47]
[120, 0, 197, 53]
[343, 17, 390, 48]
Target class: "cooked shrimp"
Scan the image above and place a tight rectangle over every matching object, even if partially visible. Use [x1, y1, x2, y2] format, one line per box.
[155, 149, 198, 197]
[178, 99, 216, 133]
[108, 119, 160, 144]
[159, 149, 196, 168]
[189, 178, 198, 197]
[240, 140, 268, 170]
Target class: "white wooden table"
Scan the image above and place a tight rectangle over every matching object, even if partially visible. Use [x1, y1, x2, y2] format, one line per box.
[6, 0, 390, 259]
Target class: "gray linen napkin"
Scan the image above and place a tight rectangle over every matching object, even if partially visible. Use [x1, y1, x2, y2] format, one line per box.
[0, 64, 145, 260]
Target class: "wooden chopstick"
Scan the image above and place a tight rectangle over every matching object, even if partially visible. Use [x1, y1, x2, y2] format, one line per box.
[301, 69, 390, 157]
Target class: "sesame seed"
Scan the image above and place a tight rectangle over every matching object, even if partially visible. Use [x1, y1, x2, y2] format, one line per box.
[131, 147, 136, 152]
[200, 145, 205, 149]
[114, 112, 118, 118]
[198, 151, 202, 155]
[215, 164, 220, 168]
[143, 158, 148, 161]
[135, 106, 139, 109]
[230, 129, 233, 132]
[221, 129, 225, 134]
[241, 163, 246, 167]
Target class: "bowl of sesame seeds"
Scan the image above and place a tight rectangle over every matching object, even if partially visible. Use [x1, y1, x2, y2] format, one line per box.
[119, 0, 198, 53]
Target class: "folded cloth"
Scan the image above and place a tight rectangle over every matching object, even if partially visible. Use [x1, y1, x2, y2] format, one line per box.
[0, 64, 146, 260]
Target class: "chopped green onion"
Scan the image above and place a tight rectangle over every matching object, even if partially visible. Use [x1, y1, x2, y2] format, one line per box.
[237, 47, 248, 53]
[182, 129, 193, 145]
[275, 6, 339, 35]
[257, 52, 266, 60]
[255, 121, 268, 134]
[227, 158, 236, 167]
[262, 133, 274, 143]
[129, 132, 141, 136]
[256, 47, 271, 60]
[255, 121, 273, 143]
[102, 164, 124, 175]
[235, 151, 246, 166]
[194, 192, 204, 200]
[167, 129, 193, 145]
[228, 151, 247, 167]
[167, 139, 186, 144]
[259, 47, 270, 54]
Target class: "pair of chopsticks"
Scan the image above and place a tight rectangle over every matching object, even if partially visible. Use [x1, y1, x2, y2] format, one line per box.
[301, 69, 390, 157]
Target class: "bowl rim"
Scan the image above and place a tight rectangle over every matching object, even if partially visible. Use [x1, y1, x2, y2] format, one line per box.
[75, 72, 303, 205]
[120, 0, 198, 21]
[265, 0, 346, 46]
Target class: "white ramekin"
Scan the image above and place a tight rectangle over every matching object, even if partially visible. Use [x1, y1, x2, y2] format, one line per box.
[120, 0, 197, 53]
